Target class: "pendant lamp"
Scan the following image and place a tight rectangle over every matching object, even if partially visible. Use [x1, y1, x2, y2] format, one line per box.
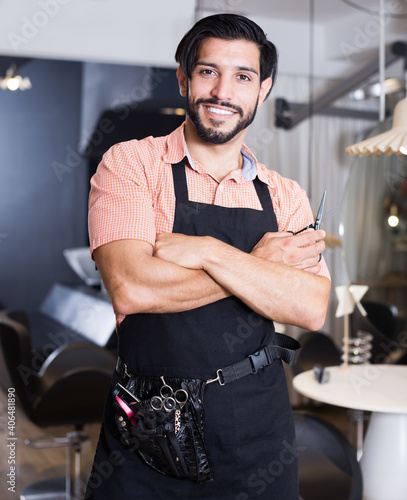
[345, 96, 407, 156]
[345, 0, 407, 157]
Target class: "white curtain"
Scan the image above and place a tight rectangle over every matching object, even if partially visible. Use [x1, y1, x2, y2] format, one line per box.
[245, 74, 377, 345]
[342, 118, 407, 283]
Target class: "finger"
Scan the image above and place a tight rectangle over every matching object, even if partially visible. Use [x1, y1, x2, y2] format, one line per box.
[294, 229, 326, 246]
[314, 229, 326, 240]
[292, 248, 323, 267]
[303, 264, 322, 275]
[304, 241, 325, 259]
[313, 240, 326, 253]
[287, 240, 325, 266]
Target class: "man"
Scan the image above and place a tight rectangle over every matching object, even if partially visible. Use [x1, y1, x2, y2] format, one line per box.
[86, 13, 330, 500]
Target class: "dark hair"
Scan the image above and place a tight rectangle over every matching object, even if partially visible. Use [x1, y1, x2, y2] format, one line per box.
[175, 13, 278, 97]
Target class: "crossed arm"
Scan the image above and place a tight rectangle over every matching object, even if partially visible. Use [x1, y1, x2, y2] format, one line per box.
[94, 229, 330, 331]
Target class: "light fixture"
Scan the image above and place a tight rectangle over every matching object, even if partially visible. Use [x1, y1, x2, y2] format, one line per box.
[349, 77, 404, 101]
[345, 96, 407, 156]
[387, 204, 400, 227]
[345, 0, 407, 157]
[388, 215, 399, 227]
[161, 107, 186, 116]
[0, 64, 32, 91]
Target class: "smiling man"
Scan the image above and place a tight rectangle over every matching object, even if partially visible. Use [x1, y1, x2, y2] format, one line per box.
[86, 13, 330, 500]
[182, 37, 263, 145]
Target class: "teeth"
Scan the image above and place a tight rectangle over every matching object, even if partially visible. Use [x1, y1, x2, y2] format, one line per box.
[207, 106, 234, 116]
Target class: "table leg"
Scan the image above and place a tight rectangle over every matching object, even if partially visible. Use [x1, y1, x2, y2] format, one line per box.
[360, 412, 407, 500]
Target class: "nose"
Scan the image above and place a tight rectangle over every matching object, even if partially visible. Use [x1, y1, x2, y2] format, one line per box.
[210, 75, 232, 101]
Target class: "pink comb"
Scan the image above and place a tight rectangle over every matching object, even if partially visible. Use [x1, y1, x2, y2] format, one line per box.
[115, 395, 136, 424]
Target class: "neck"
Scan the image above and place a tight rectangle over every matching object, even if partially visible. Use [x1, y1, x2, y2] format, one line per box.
[184, 120, 247, 182]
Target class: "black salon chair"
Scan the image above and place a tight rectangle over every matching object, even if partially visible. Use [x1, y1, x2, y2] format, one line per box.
[294, 411, 363, 500]
[350, 300, 407, 364]
[292, 331, 341, 377]
[0, 309, 116, 500]
[361, 300, 402, 340]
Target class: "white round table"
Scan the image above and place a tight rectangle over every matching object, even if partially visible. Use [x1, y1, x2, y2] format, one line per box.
[293, 364, 407, 500]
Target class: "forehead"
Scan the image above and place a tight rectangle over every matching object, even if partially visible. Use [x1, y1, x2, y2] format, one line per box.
[195, 37, 261, 74]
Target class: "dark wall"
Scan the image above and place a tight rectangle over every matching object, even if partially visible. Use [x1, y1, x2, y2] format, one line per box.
[0, 58, 86, 313]
[0, 61, 186, 314]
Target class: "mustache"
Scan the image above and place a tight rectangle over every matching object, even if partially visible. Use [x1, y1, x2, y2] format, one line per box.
[195, 98, 243, 117]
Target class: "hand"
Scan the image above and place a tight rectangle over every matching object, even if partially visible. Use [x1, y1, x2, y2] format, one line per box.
[251, 230, 326, 274]
[154, 233, 217, 270]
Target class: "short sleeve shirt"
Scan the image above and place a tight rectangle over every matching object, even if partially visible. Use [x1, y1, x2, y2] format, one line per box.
[89, 123, 330, 324]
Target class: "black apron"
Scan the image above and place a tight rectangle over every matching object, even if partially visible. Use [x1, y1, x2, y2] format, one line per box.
[85, 161, 299, 500]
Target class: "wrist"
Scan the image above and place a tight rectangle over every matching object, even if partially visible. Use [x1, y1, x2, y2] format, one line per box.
[200, 237, 237, 272]
[198, 236, 219, 269]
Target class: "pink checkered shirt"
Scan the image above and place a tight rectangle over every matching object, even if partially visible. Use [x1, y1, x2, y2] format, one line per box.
[89, 123, 330, 325]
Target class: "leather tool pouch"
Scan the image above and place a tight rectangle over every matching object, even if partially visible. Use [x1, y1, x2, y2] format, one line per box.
[113, 375, 214, 483]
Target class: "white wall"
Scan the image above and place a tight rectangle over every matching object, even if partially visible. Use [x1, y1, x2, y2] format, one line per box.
[0, 1, 405, 79]
[242, 10, 405, 80]
[0, 0, 195, 67]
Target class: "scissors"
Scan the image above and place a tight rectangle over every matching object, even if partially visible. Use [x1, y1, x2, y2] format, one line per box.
[291, 190, 326, 235]
[150, 377, 189, 412]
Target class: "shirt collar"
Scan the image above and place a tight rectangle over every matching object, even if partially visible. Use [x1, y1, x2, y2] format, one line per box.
[241, 148, 257, 180]
[163, 122, 273, 186]
[162, 123, 189, 165]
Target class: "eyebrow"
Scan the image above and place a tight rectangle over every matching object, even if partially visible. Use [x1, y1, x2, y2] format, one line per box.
[195, 61, 259, 76]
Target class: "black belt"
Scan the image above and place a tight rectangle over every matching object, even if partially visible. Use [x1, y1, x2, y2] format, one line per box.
[116, 332, 301, 386]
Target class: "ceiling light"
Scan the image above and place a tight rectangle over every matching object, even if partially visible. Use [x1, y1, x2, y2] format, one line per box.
[0, 64, 32, 91]
[346, 0, 407, 157]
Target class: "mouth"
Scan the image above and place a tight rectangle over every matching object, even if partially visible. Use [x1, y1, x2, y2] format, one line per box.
[203, 105, 236, 117]
[195, 98, 243, 119]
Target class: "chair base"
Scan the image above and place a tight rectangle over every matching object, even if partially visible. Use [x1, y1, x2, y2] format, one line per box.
[20, 477, 67, 500]
[22, 430, 91, 500]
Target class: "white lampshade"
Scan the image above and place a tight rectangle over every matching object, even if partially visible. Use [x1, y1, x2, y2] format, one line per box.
[346, 96, 407, 157]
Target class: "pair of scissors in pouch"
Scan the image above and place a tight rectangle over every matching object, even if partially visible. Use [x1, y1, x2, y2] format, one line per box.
[150, 377, 188, 413]
[290, 190, 326, 261]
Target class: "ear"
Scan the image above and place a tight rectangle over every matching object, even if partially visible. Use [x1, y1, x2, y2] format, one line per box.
[176, 66, 188, 97]
[257, 77, 272, 108]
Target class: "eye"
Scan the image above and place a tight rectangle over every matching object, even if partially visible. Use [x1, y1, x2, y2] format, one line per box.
[200, 69, 216, 76]
[237, 74, 251, 82]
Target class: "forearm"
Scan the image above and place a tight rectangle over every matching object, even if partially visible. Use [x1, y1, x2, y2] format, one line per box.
[201, 238, 330, 330]
[94, 240, 229, 316]
[121, 257, 230, 315]
[154, 232, 330, 329]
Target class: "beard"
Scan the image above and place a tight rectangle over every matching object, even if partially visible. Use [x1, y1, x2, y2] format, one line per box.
[186, 91, 259, 145]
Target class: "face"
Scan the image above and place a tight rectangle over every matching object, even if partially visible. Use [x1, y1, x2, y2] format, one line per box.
[178, 37, 272, 145]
